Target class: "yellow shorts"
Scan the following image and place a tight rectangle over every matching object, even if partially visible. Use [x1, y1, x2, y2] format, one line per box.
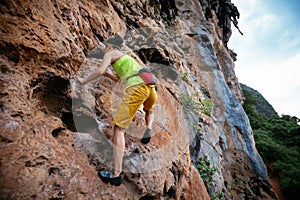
[113, 84, 157, 129]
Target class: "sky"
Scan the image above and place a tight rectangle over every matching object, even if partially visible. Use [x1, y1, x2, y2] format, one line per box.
[228, 0, 300, 118]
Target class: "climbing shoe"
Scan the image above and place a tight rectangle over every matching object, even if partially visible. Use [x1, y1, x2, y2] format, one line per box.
[98, 170, 123, 186]
[141, 128, 151, 144]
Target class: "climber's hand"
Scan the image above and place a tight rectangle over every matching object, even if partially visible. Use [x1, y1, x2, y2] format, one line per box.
[76, 77, 85, 85]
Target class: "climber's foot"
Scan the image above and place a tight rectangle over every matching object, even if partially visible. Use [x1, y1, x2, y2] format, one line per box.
[141, 128, 151, 144]
[98, 170, 123, 186]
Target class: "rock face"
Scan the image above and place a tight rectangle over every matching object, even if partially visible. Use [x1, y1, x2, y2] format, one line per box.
[0, 0, 277, 200]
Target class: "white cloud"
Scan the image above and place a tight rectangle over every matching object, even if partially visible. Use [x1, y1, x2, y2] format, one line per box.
[278, 30, 291, 44]
[236, 53, 300, 118]
[277, 30, 300, 52]
[254, 14, 275, 33]
[230, 0, 300, 118]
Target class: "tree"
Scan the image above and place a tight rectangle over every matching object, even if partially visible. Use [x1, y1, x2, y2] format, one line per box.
[242, 87, 300, 199]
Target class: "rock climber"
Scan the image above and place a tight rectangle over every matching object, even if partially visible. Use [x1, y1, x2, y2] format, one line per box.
[77, 34, 157, 186]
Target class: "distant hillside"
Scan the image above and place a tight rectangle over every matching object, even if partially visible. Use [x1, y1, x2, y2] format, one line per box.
[240, 83, 300, 200]
[240, 83, 278, 117]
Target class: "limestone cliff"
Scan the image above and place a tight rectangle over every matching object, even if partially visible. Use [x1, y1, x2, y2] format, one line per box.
[0, 0, 277, 199]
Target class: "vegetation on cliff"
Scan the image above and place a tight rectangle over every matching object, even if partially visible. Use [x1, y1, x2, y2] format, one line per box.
[242, 85, 300, 199]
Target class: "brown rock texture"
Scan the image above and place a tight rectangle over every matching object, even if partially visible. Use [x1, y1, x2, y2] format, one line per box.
[0, 0, 277, 200]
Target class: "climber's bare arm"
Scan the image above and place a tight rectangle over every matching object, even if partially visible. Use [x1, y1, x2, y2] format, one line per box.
[105, 71, 120, 82]
[77, 51, 113, 85]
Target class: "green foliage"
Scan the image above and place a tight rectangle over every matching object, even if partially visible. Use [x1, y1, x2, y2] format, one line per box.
[196, 157, 217, 189]
[179, 93, 196, 113]
[200, 87, 210, 98]
[196, 157, 226, 199]
[190, 123, 202, 132]
[201, 98, 214, 116]
[242, 87, 300, 199]
[212, 191, 225, 200]
[179, 93, 214, 116]
[272, 161, 300, 194]
[232, 177, 243, 186]
[242, 88, 257, 115]
[253, 129, 285, 161]
[182, 71, 188, 81]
